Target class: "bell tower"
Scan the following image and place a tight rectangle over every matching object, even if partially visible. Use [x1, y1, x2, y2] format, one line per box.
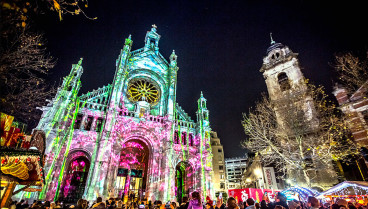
[260, 34, 318, 128]
[144, 24, 160, 53]
[260, 33, 307, 102]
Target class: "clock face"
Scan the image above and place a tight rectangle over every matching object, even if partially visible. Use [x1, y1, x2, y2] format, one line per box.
[127, 78, 161, 106]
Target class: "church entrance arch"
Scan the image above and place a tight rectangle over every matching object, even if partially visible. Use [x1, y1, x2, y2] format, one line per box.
[175, 161, 194, 204]
[59, 152, 91, 203]
[117, 139, 150, 202]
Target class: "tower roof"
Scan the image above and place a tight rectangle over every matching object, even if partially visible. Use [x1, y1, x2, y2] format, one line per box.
[266, 33, 284, 54]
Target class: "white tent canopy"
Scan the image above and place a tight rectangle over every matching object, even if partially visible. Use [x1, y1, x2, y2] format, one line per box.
[317, 181, 368, 198]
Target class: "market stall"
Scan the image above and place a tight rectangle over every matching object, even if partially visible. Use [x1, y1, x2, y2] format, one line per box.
[316, 181, 368, 205]
[281, 186, 320, 201]
[1, 113, 46, 208]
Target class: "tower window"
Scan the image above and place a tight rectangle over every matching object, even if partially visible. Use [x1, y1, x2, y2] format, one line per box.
[278, 72, 291, 91]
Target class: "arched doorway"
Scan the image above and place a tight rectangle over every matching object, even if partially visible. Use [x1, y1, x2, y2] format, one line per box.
[59, 156, 90, 203]
[117, 140, 149, 202]
[175, 162, 194, 203]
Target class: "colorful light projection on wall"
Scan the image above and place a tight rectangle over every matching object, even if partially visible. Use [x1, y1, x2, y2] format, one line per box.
[119, 140, 149, 202]
[59, 156, 90, 203]
[119, 141, 147, 169]
[175, 161, 194, 202]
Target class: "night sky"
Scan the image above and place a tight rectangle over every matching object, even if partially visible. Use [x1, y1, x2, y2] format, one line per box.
[34, 0, 368, 158]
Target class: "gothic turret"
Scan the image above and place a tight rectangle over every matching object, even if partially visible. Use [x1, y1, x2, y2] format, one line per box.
[167, 50, 179, 119]
[144, 24, 161, 53]
[110, 34, 133, 108]
[196, 92, 210, 127]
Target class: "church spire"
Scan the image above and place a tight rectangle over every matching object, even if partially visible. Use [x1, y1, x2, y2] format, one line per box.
[270, 32, 275, 45]
[196, 91, 209, 126]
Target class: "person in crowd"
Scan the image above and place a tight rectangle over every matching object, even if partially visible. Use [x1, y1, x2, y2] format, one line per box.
[106, 200, 110, 209]
[50, 202, 56, 209]
[239, 201, 244, 209]
[55, 201, 62, 209]
[255, 203, 260, 209]
[10, 201, 17, 209]
[23, 201, 30, 209]
[206, 197, 213, 208]
[92, 197, 106, 209]
[215, 196, 224, 209]
[188, 191, 203, 209]
[146, 200, 153, 209]
[245, 198, 255, 209]
[116, 199, 124, 209]
[179, 197, 189, 209]
[83, 199, 89, 209]
[307, 197, 319, 209]
[206, 202, 214, 209]
[274, 206, 285, 209]
[261, 192, 288, 209]
[17, 200, 26, 209]
[330, 204, 339, 209]
[75, 199, 84, 209]
[288, 200, 300, 209]
[227, 197, 239, 209]
[107, 198, 115, 209]
[336, 200, 348, 209]
[44, 201, 51, 209]
[171, 202, 178, 209]
[348, 203, 357, 209]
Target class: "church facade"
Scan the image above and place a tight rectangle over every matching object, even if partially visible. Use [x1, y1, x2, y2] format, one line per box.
[36, 26, 214, 203]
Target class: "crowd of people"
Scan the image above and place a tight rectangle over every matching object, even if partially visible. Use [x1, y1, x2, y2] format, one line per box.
[8, 191, 368, 209]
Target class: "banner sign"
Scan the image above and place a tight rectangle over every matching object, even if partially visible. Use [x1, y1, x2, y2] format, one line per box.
[263, 167, 278, 189]
[228, 188, 281, 203]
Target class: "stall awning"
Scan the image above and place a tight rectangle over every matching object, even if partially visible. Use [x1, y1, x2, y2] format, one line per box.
[317, 181, 368, 198]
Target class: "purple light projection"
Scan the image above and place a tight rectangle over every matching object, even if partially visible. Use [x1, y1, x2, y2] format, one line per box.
[60, 155, 90, 202]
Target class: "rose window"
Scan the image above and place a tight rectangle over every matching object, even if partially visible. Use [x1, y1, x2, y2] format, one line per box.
[127, 78, 160, 105]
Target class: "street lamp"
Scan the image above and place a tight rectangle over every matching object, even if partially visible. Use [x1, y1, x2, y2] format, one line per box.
[254, 168, 262, 177]
[254, 168, 263, 189]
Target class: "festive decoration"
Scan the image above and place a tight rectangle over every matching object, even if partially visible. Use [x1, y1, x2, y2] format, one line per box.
[317, 181, 368, 198]
[281, 186, 320, 201]
[228, 188, 281, 203]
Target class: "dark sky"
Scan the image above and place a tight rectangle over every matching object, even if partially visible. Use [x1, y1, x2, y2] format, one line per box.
[35, 0, 368, 158]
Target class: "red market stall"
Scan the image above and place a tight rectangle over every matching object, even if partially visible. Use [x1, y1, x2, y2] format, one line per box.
[228, 188, 281, 203]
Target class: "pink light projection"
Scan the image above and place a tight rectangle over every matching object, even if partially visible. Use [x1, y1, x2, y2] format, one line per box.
[119, 141, 147, 169]
[60, 155, 90, 202]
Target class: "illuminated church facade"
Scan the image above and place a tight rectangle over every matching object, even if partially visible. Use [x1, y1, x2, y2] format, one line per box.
[36, 25, 214, 203]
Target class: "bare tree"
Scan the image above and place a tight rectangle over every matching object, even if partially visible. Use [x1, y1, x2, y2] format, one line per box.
[0, 0, 95, 126]
[242, 81, 359, 187]
[0, 27, 56, 123]
[333, 52, 368, 94]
